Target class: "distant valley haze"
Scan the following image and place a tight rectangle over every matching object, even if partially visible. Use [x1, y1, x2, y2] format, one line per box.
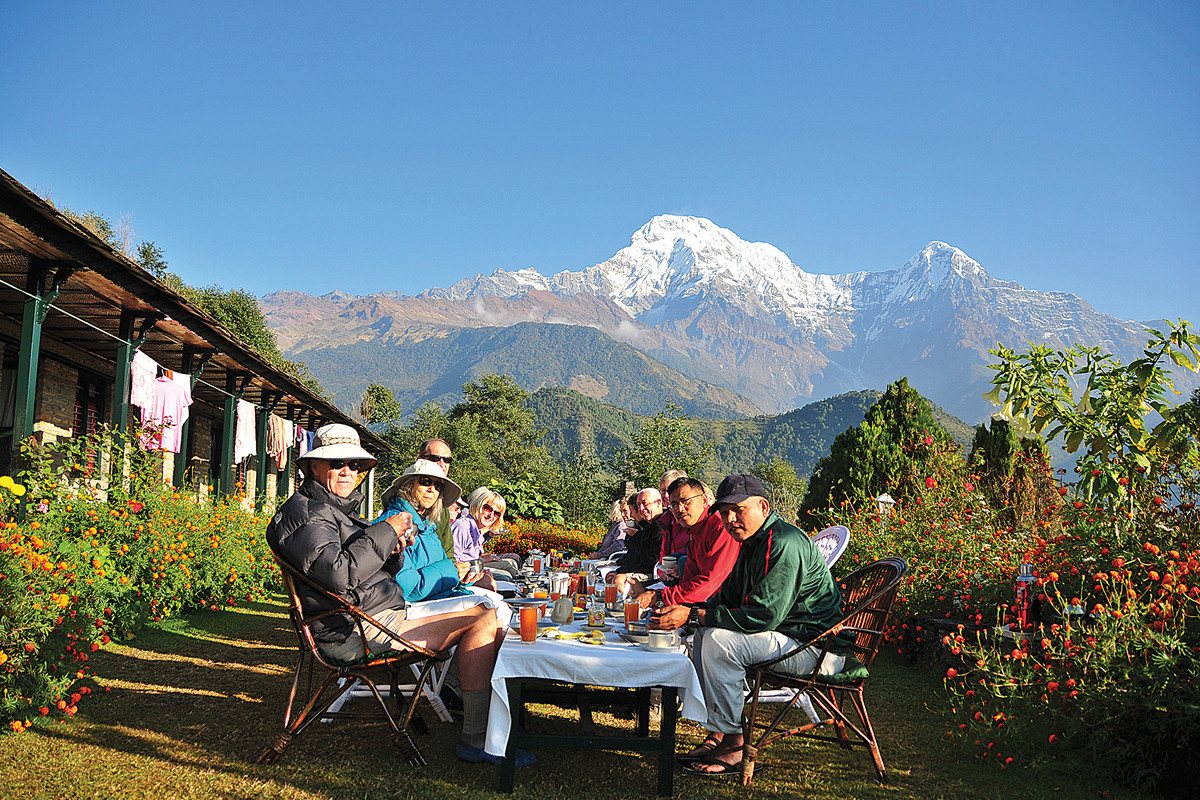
[261, 215, 1197, 426]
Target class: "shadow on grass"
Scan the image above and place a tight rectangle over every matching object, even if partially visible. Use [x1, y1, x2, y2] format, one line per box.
[29, 594, 1130, 800]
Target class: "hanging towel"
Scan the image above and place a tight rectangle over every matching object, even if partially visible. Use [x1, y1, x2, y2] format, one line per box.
[234, 399, 257, 463]
[264, 413, 283, 463]
[276, 416, 293, 471]
[130, 351, 159, 414]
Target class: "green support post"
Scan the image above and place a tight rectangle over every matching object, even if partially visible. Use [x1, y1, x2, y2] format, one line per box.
[278, 406, 298, 502]
[254, 395, 278, 513]
[219, 372, 250, 497]
[12, 270, 51, 450]
[173, 349, 213, 488]
[111, 311, 137, 438]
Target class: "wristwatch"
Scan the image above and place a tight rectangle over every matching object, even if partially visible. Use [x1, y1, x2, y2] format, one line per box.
[688, 607, 701, 626]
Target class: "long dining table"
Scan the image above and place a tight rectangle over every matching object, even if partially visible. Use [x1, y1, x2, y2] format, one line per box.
[485, 611, 707, 795]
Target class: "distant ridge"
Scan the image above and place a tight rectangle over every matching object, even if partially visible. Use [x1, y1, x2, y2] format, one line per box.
[295, 321, 762, 419]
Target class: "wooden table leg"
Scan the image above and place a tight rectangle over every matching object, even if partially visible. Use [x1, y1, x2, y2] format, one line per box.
[499, 678, 522, 793]
[658, 687, 678, 796]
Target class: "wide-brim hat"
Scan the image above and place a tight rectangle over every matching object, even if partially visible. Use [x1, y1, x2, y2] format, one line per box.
[297, 423, 377, 470]
[381, 458, 461, 507]
[714, 473, 767, 507]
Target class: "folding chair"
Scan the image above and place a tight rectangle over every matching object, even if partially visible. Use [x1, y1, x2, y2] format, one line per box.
[810, 525, 851, 570]
[257, 555, 453, 766]
[740, 557, 908, 785]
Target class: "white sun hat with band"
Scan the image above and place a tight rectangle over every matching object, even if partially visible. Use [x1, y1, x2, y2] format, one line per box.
[297, 423, 377, 470]
[380, 458, 462, 507]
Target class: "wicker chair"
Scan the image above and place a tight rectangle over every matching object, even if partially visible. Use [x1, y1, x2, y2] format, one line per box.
[739, 557, 908, 785]
[257, 554, 452, 767]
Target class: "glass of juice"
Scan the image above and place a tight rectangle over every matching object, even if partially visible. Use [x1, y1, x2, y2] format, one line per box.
[519, 605, 539, 644]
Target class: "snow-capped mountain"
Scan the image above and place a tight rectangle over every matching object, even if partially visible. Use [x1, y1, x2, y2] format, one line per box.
[264, 215, 1178, 421]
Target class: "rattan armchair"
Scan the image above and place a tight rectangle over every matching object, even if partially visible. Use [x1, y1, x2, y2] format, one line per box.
[257, 554, 452, 767]
[740, 556, 908, 785]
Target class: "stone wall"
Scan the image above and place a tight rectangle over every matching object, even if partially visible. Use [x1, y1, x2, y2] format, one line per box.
[33, 357, 77, 445]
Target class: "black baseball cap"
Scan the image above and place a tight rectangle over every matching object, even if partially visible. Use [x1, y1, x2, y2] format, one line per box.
[714, 474, 768, 506]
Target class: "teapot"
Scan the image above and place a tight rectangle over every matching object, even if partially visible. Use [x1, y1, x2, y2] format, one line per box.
[550, 596, 575, 625]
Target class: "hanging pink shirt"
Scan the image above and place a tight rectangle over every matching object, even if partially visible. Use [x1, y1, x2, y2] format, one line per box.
[141, 376, 192, 453]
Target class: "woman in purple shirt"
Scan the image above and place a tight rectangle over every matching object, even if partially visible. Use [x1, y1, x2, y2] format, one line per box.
[452, 487, 507, 562]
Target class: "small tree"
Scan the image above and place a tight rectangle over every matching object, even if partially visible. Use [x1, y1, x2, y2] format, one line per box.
[800, 378, 961, 524]
[968, 417, 1060, 531]
[751, 458, 806, 523]
[612, 402, 712, 489]
[360, 384, 402, 426]
[984, 319, 1199, 512]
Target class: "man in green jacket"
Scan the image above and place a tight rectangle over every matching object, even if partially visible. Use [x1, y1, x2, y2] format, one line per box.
[651, 473, 850, 776]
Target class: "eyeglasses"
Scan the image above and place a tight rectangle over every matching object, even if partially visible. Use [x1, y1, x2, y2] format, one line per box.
[423, 454, 453, 465]
[326, 459, 366, 471]
[416, 476, 443, 489]
[667, 493, 704, 511]
[480, 504, 501, 517]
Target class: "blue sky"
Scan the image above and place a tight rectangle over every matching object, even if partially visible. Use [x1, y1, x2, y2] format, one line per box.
[3, 2, 1197, 324]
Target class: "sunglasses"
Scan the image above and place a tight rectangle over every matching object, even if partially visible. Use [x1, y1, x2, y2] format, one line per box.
[416, 476, 443, 489]
[480, 504, 501, 517]
[423, 454, 453, 465]
[326, 459, 366, 471]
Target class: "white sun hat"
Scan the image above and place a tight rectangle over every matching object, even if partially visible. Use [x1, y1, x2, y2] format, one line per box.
[297, 423, 377, 470]
[380, 458, 462, 507]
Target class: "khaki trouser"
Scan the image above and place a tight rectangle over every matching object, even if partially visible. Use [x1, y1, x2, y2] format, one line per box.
[691, 626, 845, 734]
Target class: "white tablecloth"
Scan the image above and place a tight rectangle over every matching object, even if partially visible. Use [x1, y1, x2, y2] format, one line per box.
[484, 618, 707, 756]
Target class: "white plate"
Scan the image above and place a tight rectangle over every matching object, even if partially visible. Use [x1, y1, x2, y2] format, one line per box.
[640, 641, 683, 653]
[509, 598, 549, 607]
[582, 623, 612, 631]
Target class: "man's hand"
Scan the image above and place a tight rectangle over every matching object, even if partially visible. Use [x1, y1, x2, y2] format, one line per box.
[650, 604, 690, 630]
[385, 512, 414, 554]
[637, 589, 657, 609]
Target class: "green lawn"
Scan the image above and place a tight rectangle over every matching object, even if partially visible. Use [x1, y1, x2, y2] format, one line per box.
[0, 597, 1146, 799]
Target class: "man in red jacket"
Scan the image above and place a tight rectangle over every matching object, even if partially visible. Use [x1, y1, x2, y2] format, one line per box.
[630, 476, 740, 609]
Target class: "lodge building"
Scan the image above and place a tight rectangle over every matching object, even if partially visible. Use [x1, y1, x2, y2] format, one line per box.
[0, 167, 386, 512]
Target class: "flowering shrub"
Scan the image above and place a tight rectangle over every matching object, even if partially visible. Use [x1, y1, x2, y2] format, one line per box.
[0, 428, 277, 733]
[827, 430, 1200, 793]
[485, 518, 603, 559]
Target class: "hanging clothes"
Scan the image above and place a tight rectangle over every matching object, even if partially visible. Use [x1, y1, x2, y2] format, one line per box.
[234, 399, 257, 464]
[168, 370, 193, 407]
[129, 351, 159, 414]
[265, 412, 283, 462]
[276, 416, 294, 471]
[295, 425, 309, 458]
[264, 413, 285, 469]
[140, 376, 192, 453]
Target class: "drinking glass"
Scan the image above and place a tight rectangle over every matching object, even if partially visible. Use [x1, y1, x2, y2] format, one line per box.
[519, 606, 539, 644]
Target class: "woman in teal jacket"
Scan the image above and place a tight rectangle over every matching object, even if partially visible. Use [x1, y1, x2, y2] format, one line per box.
[375, 459, 472, 602]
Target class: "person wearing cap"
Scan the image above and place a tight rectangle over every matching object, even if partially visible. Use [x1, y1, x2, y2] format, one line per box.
[649, 473, 849, 777]
[630, 476, 740, 609]
[266, 424, 533, 767]
[377, 460, 493, 601]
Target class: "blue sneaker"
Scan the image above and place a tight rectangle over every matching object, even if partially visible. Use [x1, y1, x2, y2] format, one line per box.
[456, 741, 536, 767]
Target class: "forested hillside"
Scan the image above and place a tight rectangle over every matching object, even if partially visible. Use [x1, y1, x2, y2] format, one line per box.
[301, 322, 761, 419]
[528, 386, 976, 478]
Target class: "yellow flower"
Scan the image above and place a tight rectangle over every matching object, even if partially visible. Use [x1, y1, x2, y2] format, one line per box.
[0, 475, 13, 489]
